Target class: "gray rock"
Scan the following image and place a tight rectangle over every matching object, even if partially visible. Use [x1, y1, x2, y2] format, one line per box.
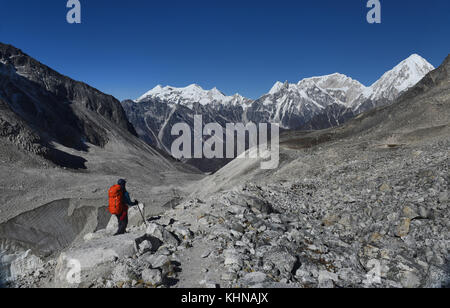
[146, 223, 180, 247]
[395, 218, 411, 237]
[138, 240, 153, 254]
[9, 250, 44, 280]
[221, 272, 238, 281]
[224, 249, 243, 267]
[243, 196, 273, 214]
[230, 223, 245, 234]
[141, 269, 162, 286]
[142, 254, 170, 269]
[241, 272, 268, 286]
[263, 250, 297, 274]
[111, 264, 138, 283]
[439, 191, 448, 203]
[399, 271, 421, 288]
[318, 270, 338, 289]
[172, 225, 193, 239]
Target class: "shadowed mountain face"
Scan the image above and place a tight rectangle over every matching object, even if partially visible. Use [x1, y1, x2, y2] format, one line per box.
[0, 43, 203, 268]
[0, 43, 137, 166]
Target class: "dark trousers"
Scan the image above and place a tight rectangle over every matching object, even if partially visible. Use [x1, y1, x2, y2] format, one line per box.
[115, 212, 128, 235]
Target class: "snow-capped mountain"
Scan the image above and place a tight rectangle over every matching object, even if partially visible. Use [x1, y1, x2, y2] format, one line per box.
[369, 54, 435, 100]
[136, 84, 251, 108]
[247, 74, 368, 129]
[353, 54, 435, 112]
[264, 54, 435, 115]
[302, 73, 367, 108]
[124, 54, 435, 171]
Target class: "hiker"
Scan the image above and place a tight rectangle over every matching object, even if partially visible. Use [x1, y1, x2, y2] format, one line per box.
[108, 179, 139, 236]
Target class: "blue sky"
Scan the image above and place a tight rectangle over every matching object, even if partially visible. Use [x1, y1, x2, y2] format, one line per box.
[1, 0, 449, 100]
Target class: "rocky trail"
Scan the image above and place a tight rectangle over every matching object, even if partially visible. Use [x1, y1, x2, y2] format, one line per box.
[6, 133, 448, 288]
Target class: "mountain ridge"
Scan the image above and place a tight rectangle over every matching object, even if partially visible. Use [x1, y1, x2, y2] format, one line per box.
[0, 43, 138, 158]
[124, 54, 436, 171]
[136, 54, 434, 112]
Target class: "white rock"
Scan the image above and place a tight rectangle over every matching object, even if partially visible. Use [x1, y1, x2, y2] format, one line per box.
[173, 225, 192, 239]
[10, 250, 44, 280]
[318, 270, 338, 288]
[138, 240, 152, 254]
[224, 249, 243, 267]
[141, 268, 162, 285]
[54, 233, 137, 285]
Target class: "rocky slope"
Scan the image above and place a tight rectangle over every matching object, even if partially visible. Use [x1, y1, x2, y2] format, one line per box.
[11, 55, 448, 288]
[123, 55, 434, 172]
[0, 43, 203, 286]
[0, 43, 137, 159]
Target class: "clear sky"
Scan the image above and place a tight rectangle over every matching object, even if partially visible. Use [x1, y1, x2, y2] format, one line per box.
[1, 0, 449, 100]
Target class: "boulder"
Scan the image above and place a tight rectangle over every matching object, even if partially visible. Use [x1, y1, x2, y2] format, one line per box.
[141, 254, 174, 276]
[224, 249, 243, 267]
[263, 250, 297, 274]
[396, 218, 411, 237]
[54, 233, 137, 285]
[142, 254, 170, 268]
[111, 264, 139, 283]
[242, 196, 273, 214]
[138, 241, 152, 254]
[146, 223, 179, 247]
[399, 271, 421, 288]
[318, 270, 338, 288]
[241, 272, 268, 286]
[135, 234, 162, 254]
[172, 225, 193, 240]
[141, 269, 163, 286]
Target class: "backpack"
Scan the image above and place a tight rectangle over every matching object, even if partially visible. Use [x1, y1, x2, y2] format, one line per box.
[108, 185, 124, 215]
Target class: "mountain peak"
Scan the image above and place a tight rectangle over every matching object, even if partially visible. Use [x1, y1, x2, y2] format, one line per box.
[186, 83, 203, 90]
[397, 54, 434, 73]
[367, 54, 435, 101]
[268, 81, 291, 95]
[443, 54, 450, 66]
[305, 72, 346, 80]
[405, 53, 428, 62]
[136, 84, 250, 106]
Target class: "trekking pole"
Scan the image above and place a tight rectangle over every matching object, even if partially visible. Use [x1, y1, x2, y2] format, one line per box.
[137, 203, 148, 227]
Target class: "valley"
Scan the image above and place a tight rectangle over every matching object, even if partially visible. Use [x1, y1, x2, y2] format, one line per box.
[0, 42, 448, 289]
